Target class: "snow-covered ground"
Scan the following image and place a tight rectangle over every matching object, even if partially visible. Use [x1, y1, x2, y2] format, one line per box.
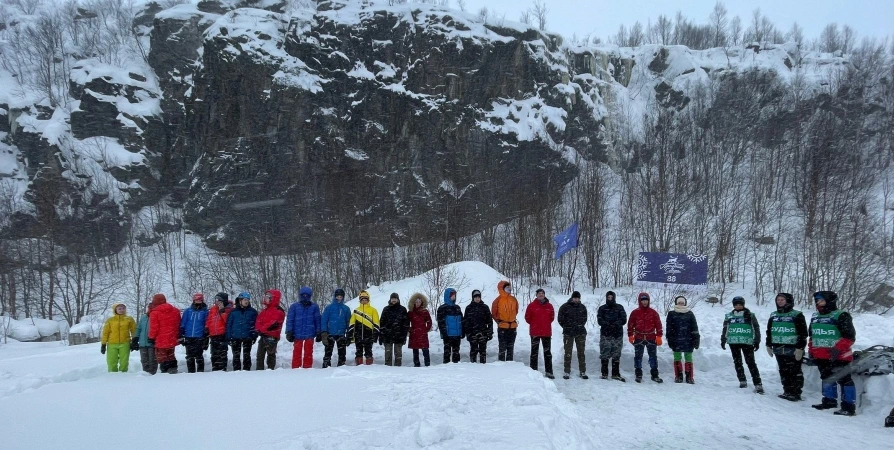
[2, 261, 893, 448]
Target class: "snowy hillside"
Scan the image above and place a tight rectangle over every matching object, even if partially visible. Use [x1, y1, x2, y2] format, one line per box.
[2, 262, 894, 448]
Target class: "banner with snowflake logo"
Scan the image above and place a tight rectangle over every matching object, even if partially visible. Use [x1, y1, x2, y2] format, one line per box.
[634, 252, 708, 290]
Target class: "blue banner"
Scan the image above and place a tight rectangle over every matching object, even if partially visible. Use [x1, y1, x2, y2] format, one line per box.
[635, 252, 708, 288]
[554, 223, 579, 260]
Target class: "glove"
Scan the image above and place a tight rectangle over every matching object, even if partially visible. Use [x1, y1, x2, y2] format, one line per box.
[829, 347, 841, 361]
[486, 332, 493, 341]
[178, 336, 186, 346]
[147, 338, 155, 346]
[320, 331, 329, 343]
[794, 349, 804, 361]
[378, 335, 384, 346]
[655, 337, 662, 346]
[628, 336, 634, 344]
[694, 336, 700, 350]
[267, 321, 280, 332]
[720, 337, 727, 350]
[100, 344, 106, 354]
[130, 337, 140, 351]
[314, 334, 321, 343]
[766, 345, 773, 357]
[753, 342, 760, 352]
[252, 336, 258, 344]
[202, 337, 209, 351]
[286, 332, 294, 342]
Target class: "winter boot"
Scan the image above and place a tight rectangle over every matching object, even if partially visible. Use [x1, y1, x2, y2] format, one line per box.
[563, 372, 571, 380]
[355, 357, 363, 366]
[634, 368, 643, 383]
[885, 407, 894, 427]
[611, 360, 625, 382]
[651, 369, 663, 383]
[684, 362, 694, 384]
[600, 359, 610, 379]
[812, 398, 838, 410]
[337, 357, 346, 367]
[833, 402, 856, 416]
[754, 384, 765, 395]
[739, 381, 748, 389]
[580, 372, 589, 380]
[365, 357, 374, 365]
[673, 361, 683, 383]
[779, 393, 801, 402]
[322, 359, 331, 369]
[545, 372, 555, 379]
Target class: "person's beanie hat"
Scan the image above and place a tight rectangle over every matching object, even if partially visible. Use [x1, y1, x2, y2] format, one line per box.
[214, 292, 229, 303]
[390, 292, 400, 300]
[472, 289, 482, 298]
[571, 291, 582, 299]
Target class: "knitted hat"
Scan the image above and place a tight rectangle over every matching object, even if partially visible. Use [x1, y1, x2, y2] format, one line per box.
[192, 293, 205, 303]
[214, 292, 229, 303]
[571, 291, 581, 299]
[390, 292, 400, 299]
[334, 288, 346, 298]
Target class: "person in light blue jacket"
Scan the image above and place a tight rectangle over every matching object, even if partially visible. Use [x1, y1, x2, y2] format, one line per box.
[135, 304, 157, 374]
[437, 288, 463, 364]
[319, 288, 351, 368]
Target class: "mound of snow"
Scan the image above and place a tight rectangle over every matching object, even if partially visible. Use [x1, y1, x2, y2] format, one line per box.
[1, 316, 40, 342]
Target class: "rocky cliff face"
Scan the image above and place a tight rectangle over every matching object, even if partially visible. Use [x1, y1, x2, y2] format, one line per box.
[0, 0, 871, 260]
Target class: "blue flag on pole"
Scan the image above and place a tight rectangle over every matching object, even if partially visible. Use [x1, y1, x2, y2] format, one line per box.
[554, 223, 579, 260]
[634, 252, 708, 290]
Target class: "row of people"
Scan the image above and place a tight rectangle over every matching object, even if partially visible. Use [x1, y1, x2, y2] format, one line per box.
[100, 284, 857, 416]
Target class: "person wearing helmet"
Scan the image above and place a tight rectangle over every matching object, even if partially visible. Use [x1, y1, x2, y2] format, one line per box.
[180, 293, 209, 373]
[809, 290, 857, 416]
[766, 293, 808, 401]
[347, 290, 380, 365]
[226, 292, 258, 370]
[721, 296, 763, 394]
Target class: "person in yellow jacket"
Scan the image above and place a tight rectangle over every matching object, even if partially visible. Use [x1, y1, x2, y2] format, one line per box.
[347, 290, 380, 365]
[101, 303, 137, 372]
[491, 281, 519, 361]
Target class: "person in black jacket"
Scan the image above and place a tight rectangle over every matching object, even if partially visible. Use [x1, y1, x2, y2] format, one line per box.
[463, 289, 493, 363]
[558, 291, 588, 379]
[765, 293, 808, 401]
[597, 291, 627, 381]
[380, 293, 410, 366]
[665, 296, 700, 384]
[721, 296, 763, 394]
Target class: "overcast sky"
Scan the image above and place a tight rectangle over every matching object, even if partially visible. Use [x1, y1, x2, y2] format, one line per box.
[460, 0, 893, 43]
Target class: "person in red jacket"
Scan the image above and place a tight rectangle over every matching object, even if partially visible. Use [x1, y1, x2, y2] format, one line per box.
[256, 289, 286, 370]
[148, 293, 182, 374]
[408, 293, 432, 367]
[525, 288, 556, 379]
[206, 293, 233, 371]
[627, 292, 663, 383]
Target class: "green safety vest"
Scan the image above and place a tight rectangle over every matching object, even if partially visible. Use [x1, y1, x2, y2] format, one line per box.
[769, 310, 801, 345]
[810, 310, 843, 348]
[725, 311, 754, 345]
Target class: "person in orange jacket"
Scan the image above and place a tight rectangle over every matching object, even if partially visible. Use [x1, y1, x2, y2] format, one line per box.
[491, 281, 519, 361]
[206, 293, 233, 371]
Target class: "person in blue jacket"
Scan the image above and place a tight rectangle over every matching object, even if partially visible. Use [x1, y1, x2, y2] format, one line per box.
[320, 288, 351, 368]
[226, 292, 258, 371]
[437, 288, 464, 364]
[134, 304, 157, 374]
[286, 286, 322, 369]
[180, 293, 210, 373]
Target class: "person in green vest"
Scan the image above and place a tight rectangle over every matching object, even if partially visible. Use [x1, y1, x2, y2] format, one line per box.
[808, 290, 857, 416]
[765, 293, 808, 401]
[720, 296, 763, 394]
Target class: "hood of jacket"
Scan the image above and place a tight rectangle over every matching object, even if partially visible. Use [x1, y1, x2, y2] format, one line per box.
[444, 288, 457, 306]
[814, 290, 838, 314]
[299, 286, 312, 304]
[498, 281, 511, 295]
[409, 293, 428, 311]
[111, 303, 126, 315]
[358, 290, 371, 303]
[191, 302, 208, 311]
[605, 290, 616, 305]
[776, 293, 794, 313]
[151, 293, 167, 306]
[637, 292, 651, 309]
[265, 289, 283, 309]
